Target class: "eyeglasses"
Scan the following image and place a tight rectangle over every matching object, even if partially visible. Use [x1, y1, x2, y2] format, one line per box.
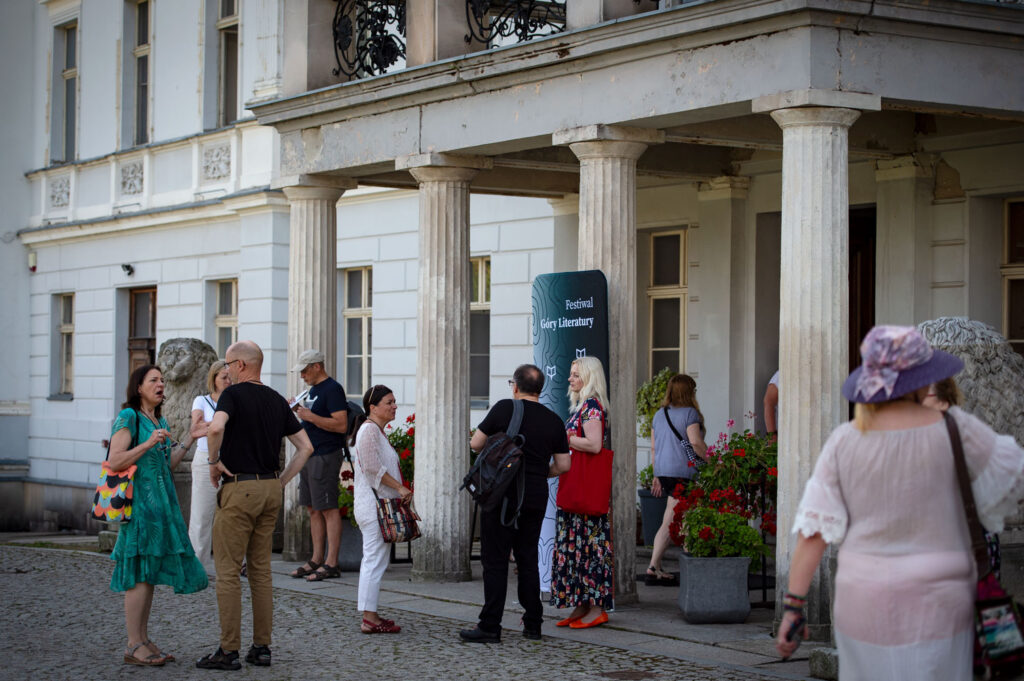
[508, 379, 515, 388]
[224, 358, 242, 368]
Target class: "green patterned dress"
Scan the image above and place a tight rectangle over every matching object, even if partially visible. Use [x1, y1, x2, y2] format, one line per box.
[109, 408, 208, 594]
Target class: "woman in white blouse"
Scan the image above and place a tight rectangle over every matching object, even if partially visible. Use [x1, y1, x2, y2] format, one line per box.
[187, 360, 230, 575]
[351, 384, 412, 634]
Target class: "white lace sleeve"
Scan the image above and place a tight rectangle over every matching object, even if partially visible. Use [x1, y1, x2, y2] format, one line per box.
[791, 437, 849, 544]
[954, 408, 1024, 533]
[355, 424, 388, 492]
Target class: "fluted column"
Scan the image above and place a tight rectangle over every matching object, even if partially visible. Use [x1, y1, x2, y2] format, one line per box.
[554, 125, 664, 604]
[280, 181, 353, 561]
[398, 153, 492, 581]
[769, 107, 860, 638]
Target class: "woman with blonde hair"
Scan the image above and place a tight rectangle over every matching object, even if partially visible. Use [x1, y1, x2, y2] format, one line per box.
[776, 326, 1024, 680]
[647, 373, 706, 584]
[188, 359, 231, 575]
[550, 355, 614, 629]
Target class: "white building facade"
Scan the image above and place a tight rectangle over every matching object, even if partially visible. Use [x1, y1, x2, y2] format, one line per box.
[2, 0, 1023, 635]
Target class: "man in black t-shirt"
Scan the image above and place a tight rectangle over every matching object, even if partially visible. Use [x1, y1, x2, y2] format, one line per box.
[288, 349, 348, 581]
[198, 341, 313, 670]
[459, 364, 570, 643]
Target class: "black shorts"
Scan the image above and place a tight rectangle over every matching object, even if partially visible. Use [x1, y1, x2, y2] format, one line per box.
[657, 476, 688, 497]
[298, 450, 343, 511]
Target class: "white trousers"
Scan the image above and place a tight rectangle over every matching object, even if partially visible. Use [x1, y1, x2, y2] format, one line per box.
[188, 455, 218, 575]
[356, 514, 390, 612]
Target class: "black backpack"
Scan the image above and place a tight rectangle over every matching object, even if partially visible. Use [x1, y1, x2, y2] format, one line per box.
[460, 399, 526, 527]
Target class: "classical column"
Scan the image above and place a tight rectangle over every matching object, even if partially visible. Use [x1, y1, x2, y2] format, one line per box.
[768, 106, 860, 638]
[280, 178, 355, 561]
[396, 153, 492, 581]
[874, 155, 934, 325]
[554, 125, 664, 604]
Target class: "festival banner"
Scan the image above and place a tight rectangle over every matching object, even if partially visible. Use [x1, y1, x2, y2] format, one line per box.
[531, 270, 610, 593]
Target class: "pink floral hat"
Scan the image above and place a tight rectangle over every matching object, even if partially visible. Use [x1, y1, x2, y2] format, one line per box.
[842, 325, 963, 404]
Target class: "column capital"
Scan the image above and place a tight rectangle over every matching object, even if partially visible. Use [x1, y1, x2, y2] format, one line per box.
[698, 176, 750, 201]
[396, 152, 493, 172]
[274, 173, 357, 193]
[769, 107, 862, 130]
[281, 185, 348, 202]
[875, 154, 936, 182]
[554, 125, 664, 161]
[752, 89, 881, 114]
[221, 190, 290, 215]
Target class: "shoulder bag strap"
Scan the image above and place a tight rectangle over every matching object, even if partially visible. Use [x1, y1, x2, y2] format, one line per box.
[944, 411, 991, 579]
[508, 398, 524, 438]
[204, 395, 216, 411]
[662, 406, 687, 443]
[104, 409, 141, 462]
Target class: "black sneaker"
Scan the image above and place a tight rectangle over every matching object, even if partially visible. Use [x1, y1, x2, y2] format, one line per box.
[459, 626, 501, 643]
[523, 627, 542, 641]
[245, 644, 271, 667]
[196, 647, 241, 670]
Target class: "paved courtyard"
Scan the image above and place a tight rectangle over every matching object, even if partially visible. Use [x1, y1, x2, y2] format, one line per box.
[0, 544, 818, 681]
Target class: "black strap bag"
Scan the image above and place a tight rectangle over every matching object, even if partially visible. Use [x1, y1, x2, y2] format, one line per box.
[460, 399, 526, 527]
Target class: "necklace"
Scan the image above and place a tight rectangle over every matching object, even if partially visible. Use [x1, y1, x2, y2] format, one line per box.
[369, 417, 388, 433]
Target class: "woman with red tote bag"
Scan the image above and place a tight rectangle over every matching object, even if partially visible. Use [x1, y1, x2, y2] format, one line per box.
[551, 356, 614, 629]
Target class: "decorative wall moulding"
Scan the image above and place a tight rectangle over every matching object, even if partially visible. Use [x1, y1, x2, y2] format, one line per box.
[120, 160, 144, 195]
[49, 176, 70, 208]
[202, 144, 231, 181]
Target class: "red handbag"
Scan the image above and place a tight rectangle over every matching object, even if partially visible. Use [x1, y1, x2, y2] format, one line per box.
[556, 406, 613, 516]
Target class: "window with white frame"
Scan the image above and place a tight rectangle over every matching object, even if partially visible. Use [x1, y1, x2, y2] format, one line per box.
[213, 279, 238, 358]
[470, 256, 491, 408]
[218, 0, 239, 127]
[50, 293, 74, 398]
[1004, 200, 1024, 359]
[51, 22, 78, 163]
[343, 267, 372, 397]
[122, 0, 151, 146]
[647, 230, 687, 376]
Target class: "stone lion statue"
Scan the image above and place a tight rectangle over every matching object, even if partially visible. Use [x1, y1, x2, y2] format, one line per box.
[917, 317, 1024, 446]
[157, 338, 219, 460]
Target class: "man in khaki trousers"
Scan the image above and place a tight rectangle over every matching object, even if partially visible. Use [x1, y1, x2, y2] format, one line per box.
[197, 341, 314, 670]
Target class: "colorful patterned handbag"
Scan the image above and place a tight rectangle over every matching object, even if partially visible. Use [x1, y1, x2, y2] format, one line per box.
[373, 490, 421, 543]
[91, 410, 139, 523]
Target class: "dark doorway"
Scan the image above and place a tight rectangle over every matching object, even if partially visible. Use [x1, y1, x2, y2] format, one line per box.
[128, 287, 157, 373]
[848, 207, 877, 373]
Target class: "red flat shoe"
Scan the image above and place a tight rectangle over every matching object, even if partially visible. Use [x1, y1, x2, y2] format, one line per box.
[361, 618, 401, 634]
[570, 611, 609, 629]
[556, 615, 583, 627]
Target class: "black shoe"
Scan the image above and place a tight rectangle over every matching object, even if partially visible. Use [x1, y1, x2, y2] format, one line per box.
[459, 626, 501, 643]
[523, 627, 542, 640]
[245, 644, 271, 667]
[196, 647, 241, 670]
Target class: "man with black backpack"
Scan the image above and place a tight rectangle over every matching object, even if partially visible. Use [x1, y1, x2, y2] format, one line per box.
[459, 364, 570, 643]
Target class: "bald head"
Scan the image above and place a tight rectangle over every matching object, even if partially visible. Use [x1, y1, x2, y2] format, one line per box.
[225, 340, 264, 383]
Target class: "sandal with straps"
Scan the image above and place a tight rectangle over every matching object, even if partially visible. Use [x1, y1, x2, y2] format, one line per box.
[289, 560, 320, 578]
[144, 639, 174, 662]
[124, 642, 166, 667]
[361, 618, 401, 634]
[306, 564, 341, 582]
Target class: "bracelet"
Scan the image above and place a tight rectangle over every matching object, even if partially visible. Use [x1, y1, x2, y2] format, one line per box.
[207, 455, 220, 465]
[782, 591, 807, 612]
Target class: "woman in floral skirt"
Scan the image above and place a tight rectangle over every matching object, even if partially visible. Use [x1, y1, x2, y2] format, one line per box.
[551, 355, 614, 629]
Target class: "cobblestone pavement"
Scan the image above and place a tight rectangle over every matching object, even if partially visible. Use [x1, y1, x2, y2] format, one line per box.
[0, 545, 800, 681]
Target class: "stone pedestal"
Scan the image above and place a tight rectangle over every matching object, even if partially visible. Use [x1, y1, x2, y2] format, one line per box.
[280, 181, 353, 562]
[554, 125, 664, 604]
[397, 153, 492, 581]
[768, 106, 860, 639]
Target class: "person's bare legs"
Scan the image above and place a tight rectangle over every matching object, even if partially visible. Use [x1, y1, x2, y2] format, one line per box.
[309, 507, 325, 565]
[650, 495, 678, 575]
[124, 583, 159, 660]
[322, 507, 342, 568]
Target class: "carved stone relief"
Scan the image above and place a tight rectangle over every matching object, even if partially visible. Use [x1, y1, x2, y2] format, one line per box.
[202, 144, 231, 181]
[49, 176, 70, 208]
[120, 161, 144, 195]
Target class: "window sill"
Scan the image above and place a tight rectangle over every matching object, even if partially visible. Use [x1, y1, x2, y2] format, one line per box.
[47, 393, 74, 402]
[470, 399, 489, 410]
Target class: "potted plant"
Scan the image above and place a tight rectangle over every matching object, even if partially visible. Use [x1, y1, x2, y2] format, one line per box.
[668, 416, 778, 623]
[635, 367, 674, 439]
[636, 464, 665, 546]
[386, 413, 415, 489]
[337, 468, 362, 570]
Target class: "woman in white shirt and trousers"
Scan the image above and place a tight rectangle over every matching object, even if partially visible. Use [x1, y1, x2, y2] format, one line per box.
[187, 360, 230, 575]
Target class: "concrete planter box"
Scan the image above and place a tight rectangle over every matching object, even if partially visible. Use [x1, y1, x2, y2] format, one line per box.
[637, 488, 667, 546]
[338, 523, 363, 571]
[677, 554, 751, 624]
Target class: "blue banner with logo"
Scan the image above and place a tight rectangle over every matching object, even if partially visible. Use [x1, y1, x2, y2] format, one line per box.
[531, 270, 609, 592]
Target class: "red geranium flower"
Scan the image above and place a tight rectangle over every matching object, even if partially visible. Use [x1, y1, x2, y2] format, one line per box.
[341, 469, 354, 481]
[733, 448, 746, 457]
[698, 526, 714, 541]
[401, 448, 411, 460]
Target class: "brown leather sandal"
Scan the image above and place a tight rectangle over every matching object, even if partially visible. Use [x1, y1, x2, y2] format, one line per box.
[123, 642, 166, 666]
[289, 560, 320, 578]
[361, 618, 401, 633]
[144, 639, 174, 662]
[306, 564, 340, 581]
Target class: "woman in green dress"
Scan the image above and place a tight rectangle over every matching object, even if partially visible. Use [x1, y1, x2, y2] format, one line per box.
[107, 364, 208, 666]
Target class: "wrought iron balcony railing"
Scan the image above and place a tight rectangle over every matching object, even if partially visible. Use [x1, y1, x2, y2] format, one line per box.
[464, 0, 567, 46]
[332, 0, 407, 79]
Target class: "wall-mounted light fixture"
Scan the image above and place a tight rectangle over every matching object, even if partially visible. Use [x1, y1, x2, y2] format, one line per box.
[27, 251, 36, 273]
[121, 263, 135, 276]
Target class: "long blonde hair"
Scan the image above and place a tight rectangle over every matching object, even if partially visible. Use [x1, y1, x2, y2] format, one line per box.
[568, 356, 610, 414]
